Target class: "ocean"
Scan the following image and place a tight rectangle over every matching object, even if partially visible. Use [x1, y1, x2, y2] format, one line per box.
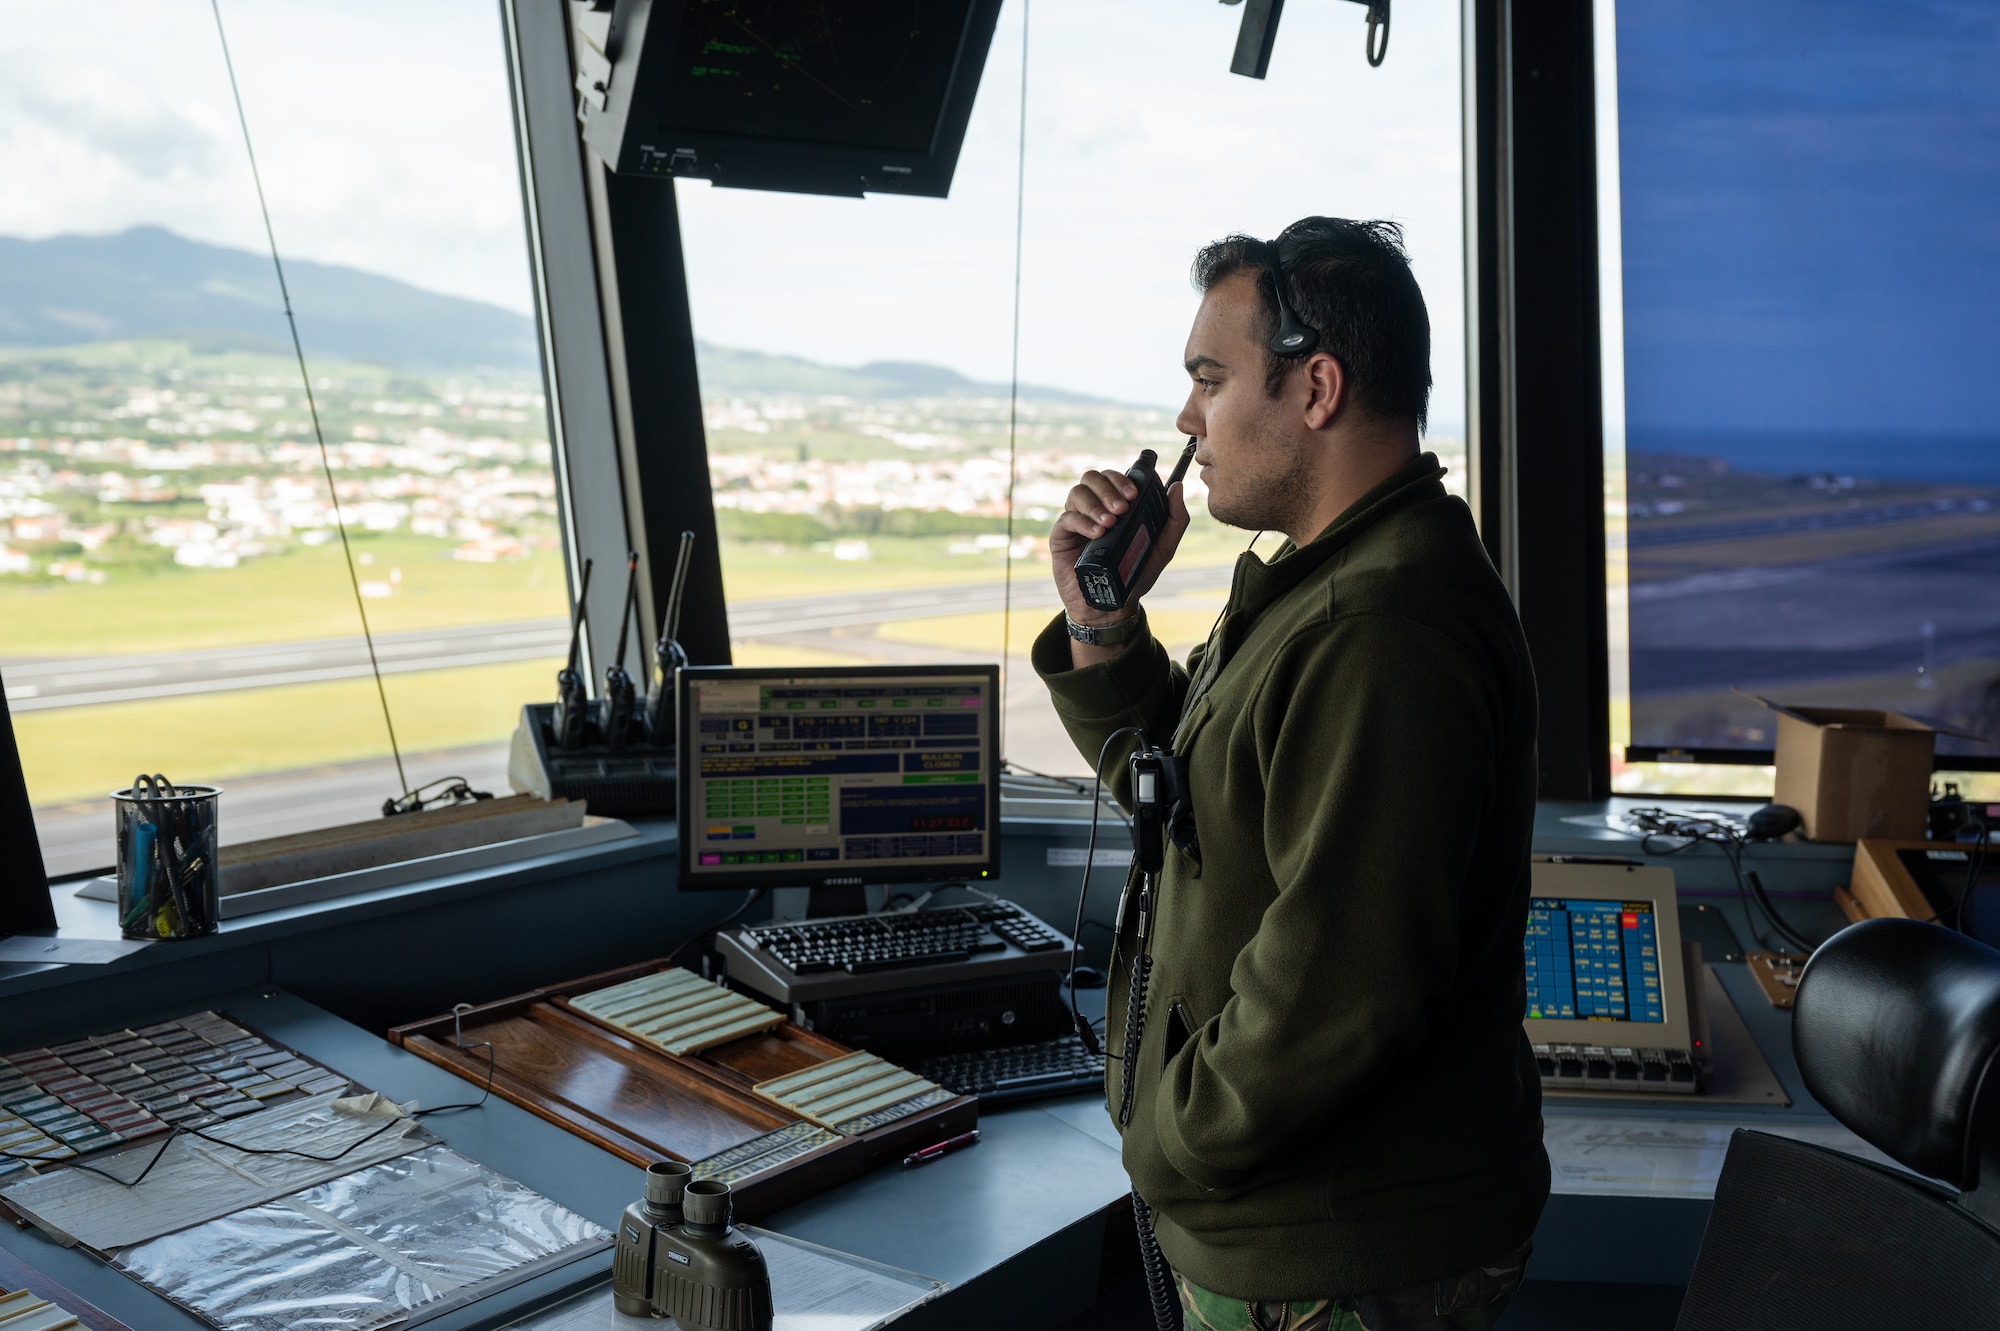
[1627, 430, 2000, 488]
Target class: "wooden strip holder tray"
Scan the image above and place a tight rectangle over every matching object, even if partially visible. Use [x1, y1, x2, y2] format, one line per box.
[389, 958, 976, 1220]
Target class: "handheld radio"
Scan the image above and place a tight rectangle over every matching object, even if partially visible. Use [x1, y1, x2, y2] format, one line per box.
[552, 557, 595, 751]
[645, 530, 697, 745]
[601, 551, 642, 750]
[1073, 437, 1197, 613]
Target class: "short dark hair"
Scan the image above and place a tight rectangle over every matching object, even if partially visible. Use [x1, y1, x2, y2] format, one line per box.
[1191, 217, 1432, 431]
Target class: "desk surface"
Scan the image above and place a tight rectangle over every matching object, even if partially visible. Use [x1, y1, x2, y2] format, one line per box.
[0, 987, 1135, 1331]
[0, 803, 1877, 1314]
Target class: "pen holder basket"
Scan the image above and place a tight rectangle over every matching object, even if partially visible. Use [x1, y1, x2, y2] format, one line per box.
[112, 783, 221, 941]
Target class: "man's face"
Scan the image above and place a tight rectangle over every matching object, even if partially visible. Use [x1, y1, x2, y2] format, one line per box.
[1175, 271, 1312, 534]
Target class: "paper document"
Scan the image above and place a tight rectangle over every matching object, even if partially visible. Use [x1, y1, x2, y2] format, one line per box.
[0, 934, 151, 965]
[500, 1225, 943, 1331]
[1544, 1115, 1905, 1198]
[0, 1089, 434, 1249]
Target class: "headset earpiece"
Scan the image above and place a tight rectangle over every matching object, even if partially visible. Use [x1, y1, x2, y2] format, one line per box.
[1265, 242, 1320, 359]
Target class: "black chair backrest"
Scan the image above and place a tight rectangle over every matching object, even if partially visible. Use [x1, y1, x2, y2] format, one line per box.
[1793, 916, 2000, 1195]
[1675, 1130, 2000, 1330]
[1676, 917, 2000, 1329]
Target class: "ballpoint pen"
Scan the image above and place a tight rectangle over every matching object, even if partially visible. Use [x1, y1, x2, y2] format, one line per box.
[901, 1128, 979, 1168]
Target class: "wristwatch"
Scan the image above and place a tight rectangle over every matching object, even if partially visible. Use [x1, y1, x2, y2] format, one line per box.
[1065, 608, 1146, 647]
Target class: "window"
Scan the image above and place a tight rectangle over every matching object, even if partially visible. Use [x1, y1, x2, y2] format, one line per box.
[677, 0, 1467, 776]
[0, 2, 566, 875]
[1600, 0, 2000, 796]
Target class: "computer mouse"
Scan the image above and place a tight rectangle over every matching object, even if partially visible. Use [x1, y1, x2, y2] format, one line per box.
[1746, 804, 1802, 841]
[1070, 965, 1107, 990]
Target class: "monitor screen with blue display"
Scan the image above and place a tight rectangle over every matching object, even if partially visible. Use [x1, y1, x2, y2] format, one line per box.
[1524, 897, 1665, 1023]
[675, 664, 1000, 892]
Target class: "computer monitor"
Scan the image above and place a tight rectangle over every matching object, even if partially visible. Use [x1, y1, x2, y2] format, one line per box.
[675, 664, 1001, 902]
[575, 0, 1004, 198]
[1522, 861, 1697, 1055]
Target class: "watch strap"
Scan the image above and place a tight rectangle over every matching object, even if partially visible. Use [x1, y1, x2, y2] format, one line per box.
[1065, 608, 1146, 646]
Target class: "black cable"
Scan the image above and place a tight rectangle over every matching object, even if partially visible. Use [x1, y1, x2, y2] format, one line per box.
[1956, 813, 1990, 937]
[1631, 807, 1816, 953]
[415, 1036, 498, 1118]
[5, 1097, 420, 1190]
[1068, 726, 1146, 1057]
[1, 1039, 500, 1189]
[664, 888, 768, 967]
[1131, 1192, 1179, 1331]
[209, 0, 408, 798]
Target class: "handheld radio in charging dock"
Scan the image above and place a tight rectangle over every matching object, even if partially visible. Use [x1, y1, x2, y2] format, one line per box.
[552, 557, 595, 751]
[1073, 438, 1196, 613]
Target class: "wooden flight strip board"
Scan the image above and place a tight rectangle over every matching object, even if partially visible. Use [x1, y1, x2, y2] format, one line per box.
[390, 957, 975, 1222]
[566, 968, 786, 1055]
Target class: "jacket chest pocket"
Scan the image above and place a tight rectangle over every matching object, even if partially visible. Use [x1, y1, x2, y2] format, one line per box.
[1161, 998, 1195, 1071]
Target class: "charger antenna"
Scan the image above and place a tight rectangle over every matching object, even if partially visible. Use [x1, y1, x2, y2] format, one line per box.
[612, 551, 640, 678]
[565, 559, 594, 680]
[664, 530, 696, 649]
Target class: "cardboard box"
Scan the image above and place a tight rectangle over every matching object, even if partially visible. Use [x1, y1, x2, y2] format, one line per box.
[1741, 694, 1977, 842]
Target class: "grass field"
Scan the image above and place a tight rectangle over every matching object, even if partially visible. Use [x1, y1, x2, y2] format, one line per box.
[2, 527, 1247, 660]
[9, 501, 1268, 809]
[17, 657, 558, 808]
[872, 606, 1224, 660]
[1, 537, 569, 657]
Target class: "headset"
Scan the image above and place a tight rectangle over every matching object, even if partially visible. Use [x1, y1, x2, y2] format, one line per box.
[1265, 238, 1321, 359]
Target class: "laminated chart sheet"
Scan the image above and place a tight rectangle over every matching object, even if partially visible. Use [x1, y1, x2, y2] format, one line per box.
[114, 1145, 607, 1331]
[1544, 1115, 1907, 1197]
[497, 1226, 941, 1331]
[0, 1091, 433, 1250]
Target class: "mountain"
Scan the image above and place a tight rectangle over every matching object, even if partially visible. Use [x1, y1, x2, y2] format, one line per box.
[0, 227, 537, 370]
[0, 227, 1116, 403]
[692, 342, 1112, 405]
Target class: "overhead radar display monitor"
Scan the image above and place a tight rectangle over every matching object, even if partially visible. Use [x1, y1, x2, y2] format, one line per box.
[575, 0, 1004, 197]
[676, 665, 1000, 907]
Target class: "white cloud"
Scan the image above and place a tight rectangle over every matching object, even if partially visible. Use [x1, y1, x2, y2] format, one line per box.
[676, 0, 1466, 421]
[0, 0, 533, 315]
[0, 0, 1464, 420]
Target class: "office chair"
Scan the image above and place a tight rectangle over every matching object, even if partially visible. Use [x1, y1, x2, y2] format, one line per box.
[1674, 917, 2000, 1329]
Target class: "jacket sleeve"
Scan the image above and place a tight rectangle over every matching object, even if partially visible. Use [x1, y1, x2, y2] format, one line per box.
[1031, 611, 1194, 801]
[1152, 612, 1506, 1189]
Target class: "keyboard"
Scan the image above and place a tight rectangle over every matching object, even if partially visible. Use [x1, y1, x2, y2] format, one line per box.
[716, 899, 1076, 1006]
[1535, 1043, 1698, 1094]
[915, 1036, 1106, 1105]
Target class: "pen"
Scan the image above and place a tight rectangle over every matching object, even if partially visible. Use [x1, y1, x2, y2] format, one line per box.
[901, 1128, 979, 1168]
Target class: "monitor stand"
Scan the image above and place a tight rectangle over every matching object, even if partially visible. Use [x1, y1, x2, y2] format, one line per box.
[805, 883, 868, 919]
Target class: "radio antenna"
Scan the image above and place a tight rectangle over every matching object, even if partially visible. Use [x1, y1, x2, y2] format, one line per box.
[664, 530, 696, 646]
[210, 0, 407, 797]
[565, 558, 595, 680]
[612, 551, 640, 675]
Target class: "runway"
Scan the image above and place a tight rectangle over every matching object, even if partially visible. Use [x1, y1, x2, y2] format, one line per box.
[2, 565, 1235, 712]
[16, 566, 1237, 873]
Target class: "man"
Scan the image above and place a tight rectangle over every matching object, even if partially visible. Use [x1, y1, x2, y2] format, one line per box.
[1035, 218, 1548, 1331]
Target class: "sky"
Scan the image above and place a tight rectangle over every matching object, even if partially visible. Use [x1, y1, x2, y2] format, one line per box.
[1616, 0, 1999, 444]
[0, 0, 1466, 424]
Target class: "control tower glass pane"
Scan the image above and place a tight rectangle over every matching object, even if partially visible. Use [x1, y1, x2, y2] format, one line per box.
[677, 0, 1467, 777]
[0, 3, 566, 874]
[1601, 0, 2000, 796]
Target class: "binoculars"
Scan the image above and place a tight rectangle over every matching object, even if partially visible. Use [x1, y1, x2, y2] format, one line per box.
[612, 1161, 774, 1330]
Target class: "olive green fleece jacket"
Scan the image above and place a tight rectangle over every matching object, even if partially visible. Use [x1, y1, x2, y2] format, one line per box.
[1034, 453, 1549, 1300]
